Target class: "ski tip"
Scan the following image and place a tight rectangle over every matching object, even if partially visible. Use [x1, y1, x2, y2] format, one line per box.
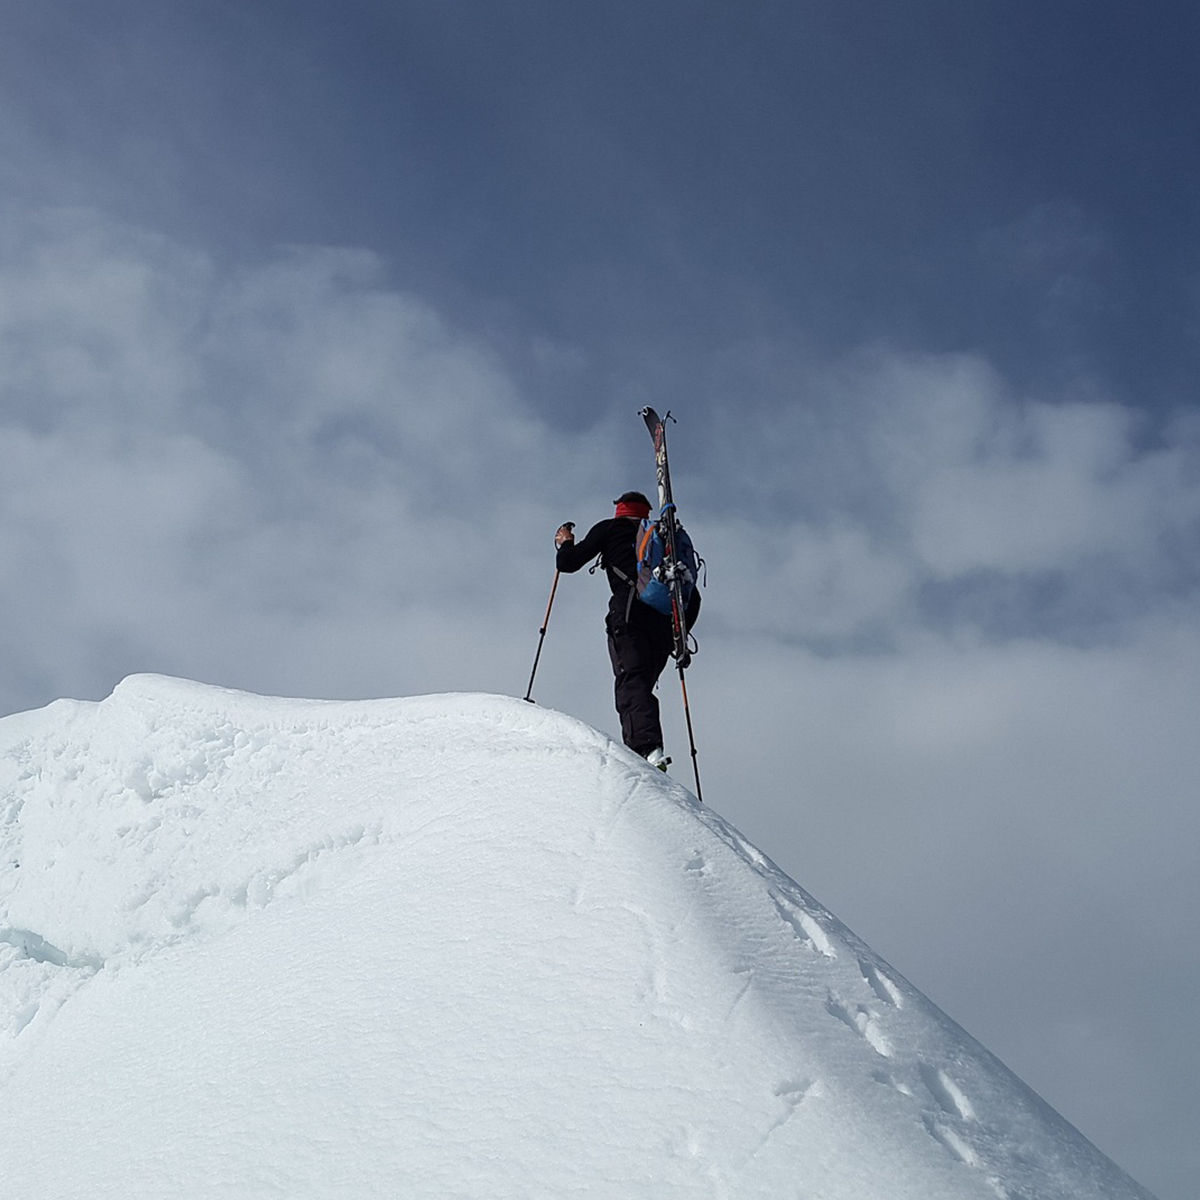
[639, 406, 675, 432]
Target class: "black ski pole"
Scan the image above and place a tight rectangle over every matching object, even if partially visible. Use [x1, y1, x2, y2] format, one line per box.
[677, 659, 703, 803]
[524, 560, 565, 704]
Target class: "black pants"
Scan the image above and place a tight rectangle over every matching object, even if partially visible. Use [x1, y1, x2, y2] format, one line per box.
[606, 608, 674, 757]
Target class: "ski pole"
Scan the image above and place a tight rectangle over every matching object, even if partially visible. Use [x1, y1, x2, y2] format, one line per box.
[523, 568, 563, 704]
[677, 661, 703, 803]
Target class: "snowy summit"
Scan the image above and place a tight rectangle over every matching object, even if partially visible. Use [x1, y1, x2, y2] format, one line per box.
[0, 675, 1154, 1198]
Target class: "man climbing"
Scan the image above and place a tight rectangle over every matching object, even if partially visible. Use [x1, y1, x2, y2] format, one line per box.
[554, 491, 700, 768]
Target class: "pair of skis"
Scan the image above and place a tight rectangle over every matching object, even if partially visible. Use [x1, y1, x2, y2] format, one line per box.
[639, 407, 703, 803]
[639, 407, 692, 669]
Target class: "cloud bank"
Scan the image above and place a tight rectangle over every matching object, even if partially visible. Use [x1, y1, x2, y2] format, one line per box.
[1, 204, 1197, 1196]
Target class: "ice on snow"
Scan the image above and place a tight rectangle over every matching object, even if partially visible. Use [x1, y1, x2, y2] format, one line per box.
[0, 675, 1156, 1198]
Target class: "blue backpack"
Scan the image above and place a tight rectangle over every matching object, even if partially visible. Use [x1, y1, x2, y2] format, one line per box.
[634, 515, 700, 615]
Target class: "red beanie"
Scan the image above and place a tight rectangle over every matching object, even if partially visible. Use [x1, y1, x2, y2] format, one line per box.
[614, 494, 652, 520]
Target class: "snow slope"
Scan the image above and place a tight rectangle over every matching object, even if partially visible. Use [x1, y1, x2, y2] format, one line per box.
[0, 675, 1155, 1199]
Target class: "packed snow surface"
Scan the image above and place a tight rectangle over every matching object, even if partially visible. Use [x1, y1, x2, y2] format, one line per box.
[0, 675, 1154, 1199]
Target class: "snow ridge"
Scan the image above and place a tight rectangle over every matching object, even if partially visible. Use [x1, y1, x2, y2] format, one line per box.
[0, 675, 1156, 1199]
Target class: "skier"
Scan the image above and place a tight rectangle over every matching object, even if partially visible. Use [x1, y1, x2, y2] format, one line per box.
[554, 491, 700, 768]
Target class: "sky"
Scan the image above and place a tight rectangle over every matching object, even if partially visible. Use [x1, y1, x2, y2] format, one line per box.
[0, 3, 1196, 1196]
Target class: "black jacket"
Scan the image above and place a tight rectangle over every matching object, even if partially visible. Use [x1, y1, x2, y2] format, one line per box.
[557, 517, 701, 629]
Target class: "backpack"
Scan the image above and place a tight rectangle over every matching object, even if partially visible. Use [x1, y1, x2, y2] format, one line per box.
[634, 515, 700, 616]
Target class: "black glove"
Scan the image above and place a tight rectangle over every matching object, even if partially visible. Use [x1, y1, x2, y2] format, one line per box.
[554, 522, 575, 548]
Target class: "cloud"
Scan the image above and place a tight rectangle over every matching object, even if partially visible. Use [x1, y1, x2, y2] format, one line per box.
[0, 203, 1195, 1200]
[7, 206, 1200, 701]
[686, 343, 1200, 649]
[0, 207, 571, 709]
[911, 399, 1197, 578]
[697, 515, 911, 648]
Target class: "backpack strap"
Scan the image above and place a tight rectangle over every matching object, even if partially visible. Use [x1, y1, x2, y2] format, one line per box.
[607, 560, 637, 622]
[594, 516, 645, 624]
[635, 522, 655, 568]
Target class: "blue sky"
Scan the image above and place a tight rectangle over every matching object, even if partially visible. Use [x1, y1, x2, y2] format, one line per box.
[1, 5, 1197, 1197]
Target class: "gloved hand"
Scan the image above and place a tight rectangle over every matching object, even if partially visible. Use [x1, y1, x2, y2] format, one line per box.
[554, 522, 575, 548]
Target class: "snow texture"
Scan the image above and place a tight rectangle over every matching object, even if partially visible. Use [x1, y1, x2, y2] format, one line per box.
[0, 675, 1156, 1199]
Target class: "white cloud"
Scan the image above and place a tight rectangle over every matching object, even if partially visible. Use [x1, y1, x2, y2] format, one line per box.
[912, 398, 1200, 578]
[0, 208, 576, 708]
[683, 344, 1200, 650]
[699, 516, 912, 643]
[9, 211, 1194, 686]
